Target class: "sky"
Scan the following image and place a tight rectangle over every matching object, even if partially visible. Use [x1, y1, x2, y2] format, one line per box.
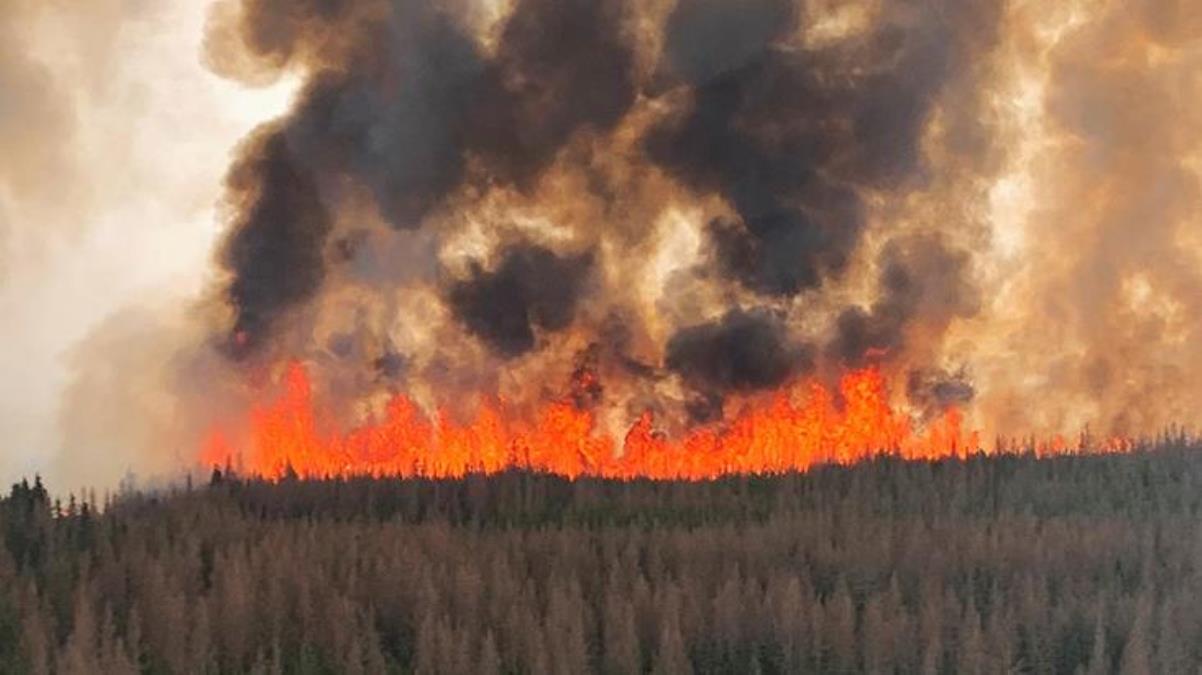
[0, 0, 293, 486]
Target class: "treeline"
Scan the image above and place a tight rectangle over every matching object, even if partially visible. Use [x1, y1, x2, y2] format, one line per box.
[4, 443, 1202, 673]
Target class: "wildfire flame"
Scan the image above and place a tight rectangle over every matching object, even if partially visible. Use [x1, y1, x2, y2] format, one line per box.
[202, 363, 1018, 480]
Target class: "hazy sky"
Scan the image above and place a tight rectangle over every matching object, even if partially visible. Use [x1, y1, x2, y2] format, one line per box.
[0, 0, 292, 486]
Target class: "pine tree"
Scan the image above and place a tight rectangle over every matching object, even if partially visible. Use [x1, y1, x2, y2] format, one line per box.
[477, 629, 501, 675]
[603, 586, 641, 675]
[768, 574, 808, 672]
[57, 582, 99, 675]
[825, 578, 857, 673]
[413, 611, 445, 675]
[1119, 597, 1152, 675]
[187, 598, 215, 674]
[958, 598, 986, 675]
[861, 594, 887, 673]
[1086, 613, 1109, 675]
[652, 609, 691, 675]
[1155, 598, 1188, 673]
[340, 634, 367, 675]
[546, 573, 591, 675]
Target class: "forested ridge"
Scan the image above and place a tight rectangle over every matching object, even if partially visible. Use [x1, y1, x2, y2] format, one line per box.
[4, 441, 1202, 674]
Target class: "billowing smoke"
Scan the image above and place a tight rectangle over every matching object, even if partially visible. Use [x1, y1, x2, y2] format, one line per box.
[449, 245, 593, 357]
[197, 0, 1007, 430]
[466, 0, 638, 184]
[668, 309, 807, 393]
[208, 0, 640, 352]
[29, 0, 1202, 487]
[830, 234, 980, 366]
[959, 0, 1202, 438]
[221, 128, 333, 353]
[667, 308, 811, 421]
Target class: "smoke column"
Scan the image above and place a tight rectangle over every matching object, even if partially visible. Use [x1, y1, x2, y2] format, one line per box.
[5, 0, 1201, 487]
[173, 0, 1202, 466]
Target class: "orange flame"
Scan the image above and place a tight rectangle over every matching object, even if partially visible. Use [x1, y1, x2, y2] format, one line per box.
[201, 363, 1032, 480]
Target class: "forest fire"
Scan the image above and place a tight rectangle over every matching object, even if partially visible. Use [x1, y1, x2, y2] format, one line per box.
[42, 0, 1189, 490]
[202, 363, 986, 480]
[5, 0, 1201, 670]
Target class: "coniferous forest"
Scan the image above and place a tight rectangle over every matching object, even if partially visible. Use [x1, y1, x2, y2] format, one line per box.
[5, 442, 1202, 674]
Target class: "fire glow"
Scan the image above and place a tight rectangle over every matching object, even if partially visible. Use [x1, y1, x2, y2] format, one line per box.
[204, 363, 1001, 480]
[152, 0, 1184, 486]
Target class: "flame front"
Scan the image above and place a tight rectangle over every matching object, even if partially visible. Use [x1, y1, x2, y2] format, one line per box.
[201, 363, 996, 480]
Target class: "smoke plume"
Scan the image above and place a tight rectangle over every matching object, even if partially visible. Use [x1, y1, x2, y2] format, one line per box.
[193, 0, 1202, 438]
[449, 244, 594, 358]
[667, 308, 809, 395]
[830, 234, 980, 366]
[21, 0, 1202, 487]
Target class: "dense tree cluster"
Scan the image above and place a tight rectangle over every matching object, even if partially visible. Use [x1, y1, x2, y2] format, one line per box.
[4, 439, 1202, 673]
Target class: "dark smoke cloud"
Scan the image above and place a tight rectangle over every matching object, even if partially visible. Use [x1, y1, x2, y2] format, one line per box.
[448, 245, 593, 358]
[212, 1, 487, 230]
[212, 0, 639, 352]
[661, 0, 796, 85]
[703, 183, 863, 297]
[202, 0, 1009, 430]
[285, 8, 486, 229]
[666, 308, 811, 396]
[907, 367, 975, 417]
[830, 234, 980, 365]
[373, 349, 407, 382]
[465, 0, 637, 185]
[646, 50, 863, 296]
[648, 0, 999, 297]
[220, 128, 332, 353]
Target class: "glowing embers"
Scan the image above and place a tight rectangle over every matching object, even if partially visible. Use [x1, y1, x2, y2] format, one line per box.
[202, 363, 984, 480]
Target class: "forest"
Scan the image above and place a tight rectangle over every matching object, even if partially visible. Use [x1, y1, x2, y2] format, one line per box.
[3, 439, 1202, 674]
